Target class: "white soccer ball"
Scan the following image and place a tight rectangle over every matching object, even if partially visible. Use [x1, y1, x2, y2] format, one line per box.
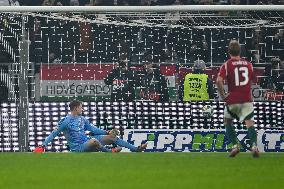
[202, 105, 213, 118]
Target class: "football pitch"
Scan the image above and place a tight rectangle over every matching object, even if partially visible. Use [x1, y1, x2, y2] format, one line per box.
[0, 153, 283, 189]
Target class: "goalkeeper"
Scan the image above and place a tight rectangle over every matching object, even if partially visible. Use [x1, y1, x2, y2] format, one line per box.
[34, 100, 147, 153]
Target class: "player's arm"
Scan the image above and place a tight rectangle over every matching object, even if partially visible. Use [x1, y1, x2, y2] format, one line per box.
[84, 118, 107, 135]
[250, 63, 256, 85]
[216, 76, 227, 100]
[42, 118, 67, 147]
[84, 118, 119, 137]
[216, 64, 228, 101]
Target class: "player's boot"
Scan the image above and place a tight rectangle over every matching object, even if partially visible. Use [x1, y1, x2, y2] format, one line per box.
[229, 145, 240, 157]
[251, 146, 260, 158]
[137, 143, 148, 152]
[34, 146, 45, 153]
[112, 147, 122, 153]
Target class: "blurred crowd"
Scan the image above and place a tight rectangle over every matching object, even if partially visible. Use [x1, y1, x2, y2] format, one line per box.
[0, 0, 283, 6]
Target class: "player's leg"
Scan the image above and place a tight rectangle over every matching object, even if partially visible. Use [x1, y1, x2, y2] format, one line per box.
[244, 119, 259, 158]
[240, 103, 259, 158]
[224, 105, 239, 146]
[83, 138, 111, 152]
[225, 117, 240, 157]
[224, 105, 240, 157]
[95, 135, 147, 152]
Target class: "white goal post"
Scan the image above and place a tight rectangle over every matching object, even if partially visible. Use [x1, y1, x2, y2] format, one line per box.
[0, 5, 284, 12]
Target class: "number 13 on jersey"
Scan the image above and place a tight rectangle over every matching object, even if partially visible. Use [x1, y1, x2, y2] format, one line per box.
[234, 67, 249, 86]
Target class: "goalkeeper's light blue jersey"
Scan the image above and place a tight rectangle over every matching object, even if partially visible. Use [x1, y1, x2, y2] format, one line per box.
[43, 114, 107, 151]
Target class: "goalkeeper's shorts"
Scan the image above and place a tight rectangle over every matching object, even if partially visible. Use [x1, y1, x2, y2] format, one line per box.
[73, 137, 105, 152]
[70, 142, 90, 152]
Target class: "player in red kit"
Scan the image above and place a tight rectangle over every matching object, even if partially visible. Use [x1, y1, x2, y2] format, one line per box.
[216, 40, 259, 158]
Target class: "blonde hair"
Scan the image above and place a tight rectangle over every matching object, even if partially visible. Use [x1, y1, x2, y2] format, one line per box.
[228, 40, 240, 56]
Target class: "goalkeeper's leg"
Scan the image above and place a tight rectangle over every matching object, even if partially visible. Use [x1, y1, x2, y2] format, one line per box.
[84, 139, 111, 152]
[95, 135, 147, 152]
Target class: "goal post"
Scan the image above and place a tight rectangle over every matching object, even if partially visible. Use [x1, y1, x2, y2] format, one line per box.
[0, 5, 284, 12]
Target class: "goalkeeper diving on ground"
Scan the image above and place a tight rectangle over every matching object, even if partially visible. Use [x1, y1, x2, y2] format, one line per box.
[34, 100, 147, 153]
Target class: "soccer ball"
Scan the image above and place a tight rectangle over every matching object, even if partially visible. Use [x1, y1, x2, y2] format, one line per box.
[202, 105, 214, 118]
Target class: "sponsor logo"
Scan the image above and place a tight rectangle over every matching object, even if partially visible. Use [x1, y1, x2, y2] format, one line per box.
[123, 129, 284, 152]
[41, 80, 111, 96]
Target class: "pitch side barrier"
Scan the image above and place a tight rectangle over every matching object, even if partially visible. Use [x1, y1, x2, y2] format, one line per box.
[0, 101, 283, 152]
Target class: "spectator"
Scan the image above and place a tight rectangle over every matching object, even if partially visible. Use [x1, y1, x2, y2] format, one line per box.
[117, 0, 129, 5]
[10, 0, 20, 5]
[76, 20, 93, 63]
[140, 0, 152, 5]
[0, 0, 19, 5]
[185, 0, 200, 4]
[78, 0, 91, 5]
[183, 59, 215, 101]
[104, 54, 137, 101]
[94, 0, 113, 5]
[70, 0, 79, 5]
[260, 58, 283, 100]
[0, 0, 10, 5]
[42, 0, 53, 5]
[117, 0, 140, 5]
[18, 0, 43, 5]
[153, 0, 176, 5]
[260, 58, 280, 90]
[40, 0, 68, 5]
[45, 18, 79, 63]
[139, 54, 169, 102]
[276, 60, 284, 96]
[54, 0, 70, 5]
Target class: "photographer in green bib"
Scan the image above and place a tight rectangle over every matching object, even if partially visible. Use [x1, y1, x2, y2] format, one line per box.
[183, 60, 215, 101]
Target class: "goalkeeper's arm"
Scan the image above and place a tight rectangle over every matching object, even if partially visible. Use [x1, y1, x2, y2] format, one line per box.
[84, 118, 107, 135]
[84, 117, 119, 137]
[42, 118, 67, 147]
[34, 122, 65, 153]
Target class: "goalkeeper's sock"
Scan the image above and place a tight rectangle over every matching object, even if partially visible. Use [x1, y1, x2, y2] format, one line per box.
[114, 138, 137, 151]
[247, 126, 257, 146]
[225, 124, 238, 146]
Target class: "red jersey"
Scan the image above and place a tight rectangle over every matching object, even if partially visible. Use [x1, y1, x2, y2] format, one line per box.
[218, 58, 254, 105]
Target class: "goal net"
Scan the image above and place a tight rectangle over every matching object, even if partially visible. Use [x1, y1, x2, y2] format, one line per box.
[0, 5, 283, 152]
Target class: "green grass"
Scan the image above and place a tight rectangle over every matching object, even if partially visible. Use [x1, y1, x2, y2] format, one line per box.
[0, 153, 284, 189]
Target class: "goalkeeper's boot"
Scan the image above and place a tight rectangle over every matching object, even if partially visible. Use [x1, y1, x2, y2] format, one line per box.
[112, 147, 122, 153]
[251, 146, 260, 158]
[137, 143, 148, 152]
[229, 145, 240, 157]
[34, 146, 45, 153]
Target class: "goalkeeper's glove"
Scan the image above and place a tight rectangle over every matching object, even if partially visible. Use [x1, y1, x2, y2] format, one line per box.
[34, 146, 45, 153]
[107, 128, 120, 137]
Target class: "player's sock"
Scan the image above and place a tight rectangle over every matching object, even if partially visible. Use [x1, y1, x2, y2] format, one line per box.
[247, 126, 257, 146]
[114, 138, 138, 151]
[225, 124, 238, 145]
